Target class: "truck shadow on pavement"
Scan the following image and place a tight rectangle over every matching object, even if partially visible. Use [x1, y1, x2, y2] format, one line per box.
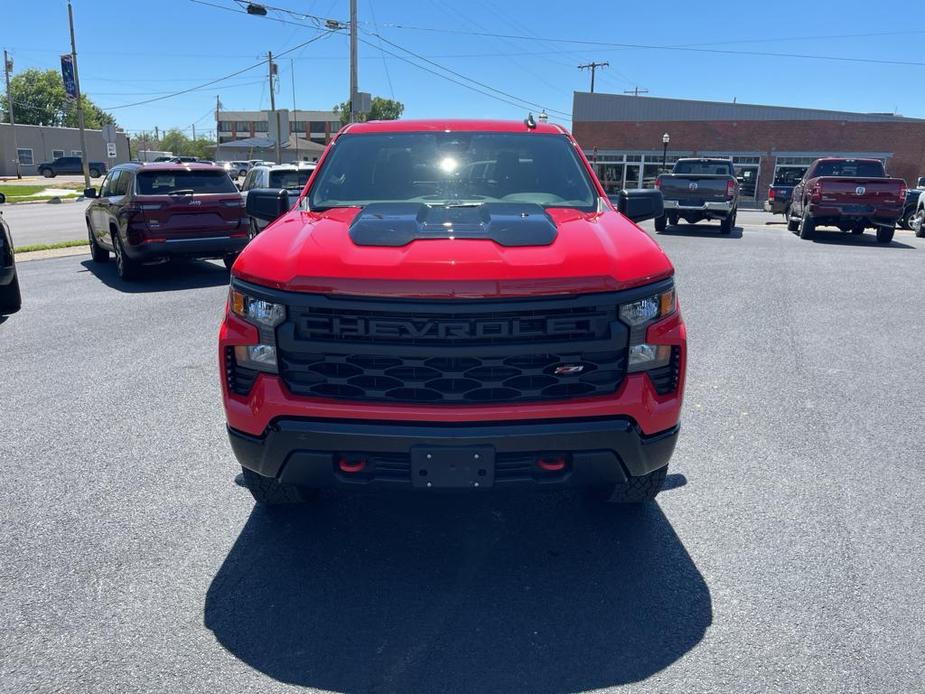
[79, 258, 230, 292]
[807, 231, 916, 249]
[657, 224, 743, 239]
[204, 487, 711, 693]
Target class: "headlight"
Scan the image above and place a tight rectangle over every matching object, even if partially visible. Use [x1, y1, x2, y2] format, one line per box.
[619, 288, 675, 326]
[620, 287, 677, 373]
[230, 288, 286, 327]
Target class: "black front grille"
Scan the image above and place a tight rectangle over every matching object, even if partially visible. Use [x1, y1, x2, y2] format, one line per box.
[275, 295, 630, 405]
[225, 346, 259, 396]
[647, 347, 681, 395]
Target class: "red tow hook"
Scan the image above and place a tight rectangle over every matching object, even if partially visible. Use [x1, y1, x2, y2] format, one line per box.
[536, 456, 567, 472]
[338, 456, 367, 473]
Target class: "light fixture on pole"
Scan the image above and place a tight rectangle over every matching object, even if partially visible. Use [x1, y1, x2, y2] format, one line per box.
[662, 132, 670, 171]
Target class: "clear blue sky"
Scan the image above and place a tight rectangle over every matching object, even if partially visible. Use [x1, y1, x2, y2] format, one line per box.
[5, 0, 925, 138]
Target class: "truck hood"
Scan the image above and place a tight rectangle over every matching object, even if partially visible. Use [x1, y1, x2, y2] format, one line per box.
[233, 206, 674, 298]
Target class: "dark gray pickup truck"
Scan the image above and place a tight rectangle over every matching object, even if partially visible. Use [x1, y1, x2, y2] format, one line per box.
[654, 158, 739, 234]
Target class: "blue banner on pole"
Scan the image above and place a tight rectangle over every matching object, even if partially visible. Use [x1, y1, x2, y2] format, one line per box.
[60, 54, 78, 101]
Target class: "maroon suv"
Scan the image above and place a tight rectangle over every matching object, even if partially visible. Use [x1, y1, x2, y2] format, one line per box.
[85, 163, 249, 280]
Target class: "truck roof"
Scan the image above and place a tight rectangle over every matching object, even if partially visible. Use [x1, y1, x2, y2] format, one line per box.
[341, 119, 567, 135]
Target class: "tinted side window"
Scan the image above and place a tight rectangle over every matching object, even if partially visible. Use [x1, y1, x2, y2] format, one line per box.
[112, 170, 131, 196]
[100, 171, 120, 197]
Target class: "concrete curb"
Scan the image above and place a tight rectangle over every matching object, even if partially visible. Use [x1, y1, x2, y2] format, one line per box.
[1, 196, 85, 206]
[16, 246, 89, 263]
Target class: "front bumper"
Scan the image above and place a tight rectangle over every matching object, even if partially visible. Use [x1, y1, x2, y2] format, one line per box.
[228, 417, 680, 489]
[126, 234, 248, 261]
[663, 199, 734, 214]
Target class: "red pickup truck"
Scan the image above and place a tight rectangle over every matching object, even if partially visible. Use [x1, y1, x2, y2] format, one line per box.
[220, 119, 686, 507]
[786, 158, 906, 243]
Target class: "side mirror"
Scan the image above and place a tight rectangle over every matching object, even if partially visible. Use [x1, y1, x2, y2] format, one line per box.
[610, 189, 664, 223]
[245, 188, 291, 222]
[84, 187, 98, 199]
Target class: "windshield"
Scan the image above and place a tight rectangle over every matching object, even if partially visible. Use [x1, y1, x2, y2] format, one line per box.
[773, 168, 806, 186]
[308, 132, 597, 211]
[813, 160, 885, 177]
[136, 170, 238, 195]
[673, 160, 732, 175]
[269, 169, 314, 192]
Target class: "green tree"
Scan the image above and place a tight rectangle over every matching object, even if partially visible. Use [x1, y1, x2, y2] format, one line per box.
[333, 96, 404, 126]
[0, 68, 116, 129]
[157, 129, 215, 159]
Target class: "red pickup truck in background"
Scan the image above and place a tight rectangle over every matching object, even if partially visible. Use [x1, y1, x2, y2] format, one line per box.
[786, 158, 906, 243]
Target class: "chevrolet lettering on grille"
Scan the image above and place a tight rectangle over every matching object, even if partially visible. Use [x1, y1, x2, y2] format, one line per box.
[299, 314, 612, 341]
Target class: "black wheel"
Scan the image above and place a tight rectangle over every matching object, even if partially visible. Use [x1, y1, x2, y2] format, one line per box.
[720, 211, 735, 235]
[223, 254, 238, 270]
[876, 225, 895, 244]
[851, 223, 865, 235]
[89, 168, 101, 178]
[654, 214, 667, 232]
[240, 467, 317, 506]
[0, 192, 5, 204]
[667, 213, 679, 226]
[111, 230, 139, 280]
[248, 218, 260, 241]
[799, 213, 816, 240]
[40, 168, 54, 178]
[0, 273, 22, 315]
[87, 225, 109, 262]
[786, 207, 800, 232]
[899, 210, 913, 230]
[591, 465, 668, 504]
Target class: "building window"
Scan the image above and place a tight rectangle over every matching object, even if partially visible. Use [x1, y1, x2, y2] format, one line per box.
[16, 148, 34, 165]
[329, 121, 340, 131]
[52, 149, 65, 159]
[235, 121, 250, 131]
[293, 120, 308, 131]
[253, 121, 268, 133]
[217, 121, 233, 131]
[72, 150, 82, 157]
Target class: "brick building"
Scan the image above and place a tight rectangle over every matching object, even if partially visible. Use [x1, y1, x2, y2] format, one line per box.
[571, 92, 925, 204]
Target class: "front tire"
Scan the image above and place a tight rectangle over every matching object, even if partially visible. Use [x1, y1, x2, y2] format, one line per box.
[40, 168, 54, 178]
[0, 273, 22, 315]
[786, 207, 800, 232]
[876, 225, 895, 244]
[88, 225, 109, 262]
[593, 465, 668, 504]
[654, 214, 667, 232]
[667, 212, 679, 226]
[240, 467, 317, 506]
[851, 223, 865, 235]
[89, 168, 101, 179]
[913, 211, 925, 238]
[799, 213, 816, 240]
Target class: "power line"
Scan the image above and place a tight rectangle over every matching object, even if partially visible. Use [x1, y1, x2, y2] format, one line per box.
[364, 31, 571, 118]
[101, 31, 334, 110]
[381, 24, 925, 69]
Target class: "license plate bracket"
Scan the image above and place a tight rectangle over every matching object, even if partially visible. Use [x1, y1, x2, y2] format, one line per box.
[411, 445, 495, 488]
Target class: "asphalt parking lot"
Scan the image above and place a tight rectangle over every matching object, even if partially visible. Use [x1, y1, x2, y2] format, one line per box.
[1, 212, 923, 693]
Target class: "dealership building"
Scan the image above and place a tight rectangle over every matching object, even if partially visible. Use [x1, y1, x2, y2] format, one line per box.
[0, 122, 130, 177]
[571, 92, 925, 204]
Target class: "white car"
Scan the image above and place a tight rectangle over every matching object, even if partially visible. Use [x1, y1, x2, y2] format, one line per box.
[239, 162, 317, 235]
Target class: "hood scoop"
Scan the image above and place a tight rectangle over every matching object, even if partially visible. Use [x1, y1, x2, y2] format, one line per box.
[349, 202, 558, 247]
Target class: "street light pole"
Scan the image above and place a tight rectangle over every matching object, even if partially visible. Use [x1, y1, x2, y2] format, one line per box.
[349, 0, 358, 123]
[3, 49, 21, 179]
[67, 0, 91, 190]
[267, 50, 281, 163]
[662, 132, 670, 172]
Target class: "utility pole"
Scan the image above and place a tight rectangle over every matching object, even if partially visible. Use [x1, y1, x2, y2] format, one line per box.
[67, 0, 90, 189]
[3, 49, 21, 179]
[154, 125, 159, 142]
[267, 50, 281, 163]
[578, 61, 608, 93]
[349, 0, 358, 122]
[290, 58, 299, 161]
[192, 123, 196, 141]
[624, 86, 649, 97]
